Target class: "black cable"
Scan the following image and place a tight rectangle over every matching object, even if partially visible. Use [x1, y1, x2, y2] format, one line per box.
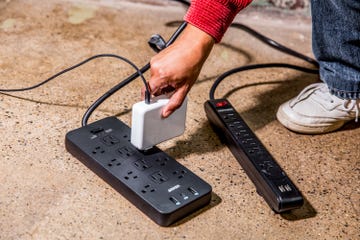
[81, 63, 150, 127]
[0, 20, 187, 127]
[170, 0, 190, 6]
[81, 21, 188, 126]
[230, 23, 319, 67]
[0, 54, 148, 95]
[208, 23, 320, 99]
[209, 63, 319, 100]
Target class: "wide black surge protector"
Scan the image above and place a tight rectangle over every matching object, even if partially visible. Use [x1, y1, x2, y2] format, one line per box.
[204, 99, 303, 213]
[65, 117, 212, 226]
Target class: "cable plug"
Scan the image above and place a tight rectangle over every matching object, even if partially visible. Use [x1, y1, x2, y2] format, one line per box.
[148, 34, 166, 53]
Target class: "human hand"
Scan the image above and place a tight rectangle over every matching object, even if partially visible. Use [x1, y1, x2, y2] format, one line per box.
[145, 24, 214, 118]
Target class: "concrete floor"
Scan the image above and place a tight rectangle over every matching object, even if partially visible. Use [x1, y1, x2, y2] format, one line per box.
[0, 0, 359, 239]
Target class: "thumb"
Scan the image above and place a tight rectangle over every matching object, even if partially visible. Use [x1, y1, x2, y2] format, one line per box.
[162, 88, 188, 118]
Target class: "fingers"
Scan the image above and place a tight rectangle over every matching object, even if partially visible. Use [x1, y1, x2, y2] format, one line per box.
[148, 54, 170, 96]
[142, 24, 215, 117]
[141, 81, 186, 119]
[161, 87, 188, 118]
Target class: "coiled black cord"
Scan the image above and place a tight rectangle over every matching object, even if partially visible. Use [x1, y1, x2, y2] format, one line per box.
[0, 21, 188, 127]
[229, 23, 319, 68]
[208, 23, 320, 99]
[209, 63, 318, 100]
[0, 54, 148, 93]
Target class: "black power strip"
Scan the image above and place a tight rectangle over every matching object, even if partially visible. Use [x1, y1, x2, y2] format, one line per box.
[204, 99, 303, 213]
[65, 117, 212, 226]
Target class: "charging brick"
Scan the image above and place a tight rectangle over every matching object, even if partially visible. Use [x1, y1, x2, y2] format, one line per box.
[65, 116, 211, 226]
[131, 95, 187, 150]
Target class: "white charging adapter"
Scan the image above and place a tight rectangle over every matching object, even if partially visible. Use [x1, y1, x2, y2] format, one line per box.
[130, 95, 187, 150]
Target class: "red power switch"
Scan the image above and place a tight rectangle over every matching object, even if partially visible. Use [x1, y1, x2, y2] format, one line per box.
[215, 100, 228, 108]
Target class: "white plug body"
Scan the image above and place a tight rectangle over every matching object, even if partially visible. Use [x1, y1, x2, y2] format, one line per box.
[130, 95, 187, 150]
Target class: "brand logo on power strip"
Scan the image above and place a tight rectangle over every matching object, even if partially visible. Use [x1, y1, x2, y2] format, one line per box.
[168, 184, 181, 193]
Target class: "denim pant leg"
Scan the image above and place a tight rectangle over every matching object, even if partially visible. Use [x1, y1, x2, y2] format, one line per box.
[311, 0, 360, 99]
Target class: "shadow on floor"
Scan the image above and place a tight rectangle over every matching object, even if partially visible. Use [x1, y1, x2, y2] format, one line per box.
[170, 191, 222, 227]
[223, 73, 319, 131]
[165, 121, 225, 159]
[281, 196, 317, 220]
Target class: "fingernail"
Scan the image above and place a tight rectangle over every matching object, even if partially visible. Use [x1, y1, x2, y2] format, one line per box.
[162, 110, 170, 118]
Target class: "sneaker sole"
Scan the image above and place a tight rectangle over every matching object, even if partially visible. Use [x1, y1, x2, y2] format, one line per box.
[276, 106, 346, 134]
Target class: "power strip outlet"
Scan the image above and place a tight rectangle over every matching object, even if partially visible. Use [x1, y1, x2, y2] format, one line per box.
[65, 117, 212, 226]
[204, 99, 303, 213]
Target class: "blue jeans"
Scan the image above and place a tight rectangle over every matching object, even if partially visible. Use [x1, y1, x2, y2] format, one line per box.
[311, 0, 360, 99]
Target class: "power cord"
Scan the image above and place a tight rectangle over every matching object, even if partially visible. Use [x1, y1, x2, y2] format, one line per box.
[0, 53, 150, 119]
[0, 21, 188, 127]
[208, 22, 320, 99]
[229, 23, 319, 67]
[0, 54, 148, 94]
[209, 63, 318, 100]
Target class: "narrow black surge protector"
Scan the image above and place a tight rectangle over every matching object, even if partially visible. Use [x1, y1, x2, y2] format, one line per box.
[204, 99, 303, 213]
[65, 117, 212, 226]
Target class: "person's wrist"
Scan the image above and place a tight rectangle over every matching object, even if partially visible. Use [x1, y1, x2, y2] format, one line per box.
[179, 23, 215, 58]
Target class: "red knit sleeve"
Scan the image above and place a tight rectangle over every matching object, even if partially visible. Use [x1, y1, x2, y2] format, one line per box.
[184, 0, 253, 43]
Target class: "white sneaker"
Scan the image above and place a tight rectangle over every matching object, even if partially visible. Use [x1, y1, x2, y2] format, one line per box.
[276, 83, 359, 134]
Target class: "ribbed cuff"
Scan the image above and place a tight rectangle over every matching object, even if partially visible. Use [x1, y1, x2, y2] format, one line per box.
[184, 0, 252, 43]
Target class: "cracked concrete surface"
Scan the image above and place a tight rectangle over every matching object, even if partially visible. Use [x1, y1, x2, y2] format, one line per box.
[0, 0, 359, 239]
